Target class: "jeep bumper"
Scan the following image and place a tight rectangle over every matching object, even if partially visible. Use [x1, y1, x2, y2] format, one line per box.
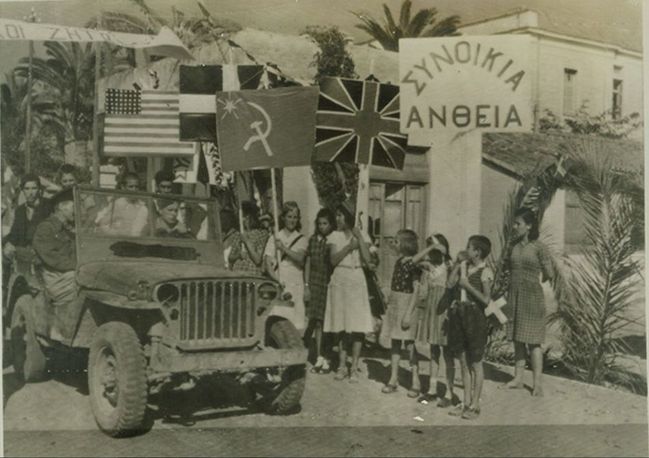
[150, 347, 308, 374]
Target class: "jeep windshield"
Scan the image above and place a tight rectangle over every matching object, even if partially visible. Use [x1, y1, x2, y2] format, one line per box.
[75, 188, 224, 266]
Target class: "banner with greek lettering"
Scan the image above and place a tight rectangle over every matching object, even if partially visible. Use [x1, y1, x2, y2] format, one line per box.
[0, 18, 192, 61]
[399, 36, 533, 133]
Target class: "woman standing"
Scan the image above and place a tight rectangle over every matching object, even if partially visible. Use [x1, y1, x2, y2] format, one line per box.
[506, 208, 554, 396]
[323, 203, 374, 383]
[265, 201, 308, 331]
[231, 201, 269, 276]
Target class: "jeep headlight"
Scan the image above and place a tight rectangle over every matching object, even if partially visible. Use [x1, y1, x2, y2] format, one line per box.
[257, 282, 278, 301]
[156, 283, 180, 304]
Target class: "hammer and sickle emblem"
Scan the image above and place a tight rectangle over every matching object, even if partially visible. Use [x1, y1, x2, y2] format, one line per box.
[243, 102, 274, 157]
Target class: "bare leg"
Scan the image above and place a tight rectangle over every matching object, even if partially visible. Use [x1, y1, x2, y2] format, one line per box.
[459, 351, 472, 407]
[335, 332, 348, 380]
[408, 341, 420, 393]
[350, 332, 363, 374]
[442, 346, 456, 400]
[530, 344, 544, 396]
[314, 321, 323, 358]
[507, 341, 526, 388]
[428, 345, 441, 396]
[388, 339, 401, 386]
[470, 359, 484, 410]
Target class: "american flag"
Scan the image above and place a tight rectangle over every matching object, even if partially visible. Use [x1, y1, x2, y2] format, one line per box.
[313, 77, 408, 169]
[103, 89, 194, 157]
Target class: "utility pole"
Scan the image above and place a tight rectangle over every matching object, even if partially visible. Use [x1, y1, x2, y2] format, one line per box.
[24, 8, 37, 174]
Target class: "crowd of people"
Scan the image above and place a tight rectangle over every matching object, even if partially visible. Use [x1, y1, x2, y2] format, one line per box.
[2, 164, 554, 420]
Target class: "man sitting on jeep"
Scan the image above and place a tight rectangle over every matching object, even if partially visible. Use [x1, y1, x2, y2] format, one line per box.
[94, 172, 149, 237]
[154, 198, 193, 239]
[32, 189, 78, 339]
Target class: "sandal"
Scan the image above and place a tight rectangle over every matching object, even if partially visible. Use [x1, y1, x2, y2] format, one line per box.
[407, 389, 420, 398]
[461, 407, 481, 420]
[381, 384, 398, 394]
[448, 403, 467, 417]
[334, 367, 347, 381]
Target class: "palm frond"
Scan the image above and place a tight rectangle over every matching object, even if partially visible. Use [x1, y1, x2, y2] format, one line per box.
[398, 0, 412, 31]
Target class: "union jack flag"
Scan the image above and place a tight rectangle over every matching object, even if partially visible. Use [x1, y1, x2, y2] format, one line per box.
[313, 77, 408, 169]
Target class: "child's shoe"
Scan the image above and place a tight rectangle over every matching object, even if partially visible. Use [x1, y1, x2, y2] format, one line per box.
[436, 397, 452, 408]
[320, 358, 331, 374]
[448, 403, 467, 417]
[310, 356, 325, 374]
[461, 407, 481, 420]
[334, 367, 347, 381]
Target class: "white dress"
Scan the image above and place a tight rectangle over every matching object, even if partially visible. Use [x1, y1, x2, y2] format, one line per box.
[265, 229, 308, 330]
[323, 231, 374, 334]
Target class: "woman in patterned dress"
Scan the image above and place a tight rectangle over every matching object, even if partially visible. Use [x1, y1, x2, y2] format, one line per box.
[304, 208, 336, 373]
[231, 201, 269, 276]
[506, 208, 554, 396]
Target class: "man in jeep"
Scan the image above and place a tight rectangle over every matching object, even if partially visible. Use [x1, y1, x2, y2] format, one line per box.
[32, 188, 77, 340]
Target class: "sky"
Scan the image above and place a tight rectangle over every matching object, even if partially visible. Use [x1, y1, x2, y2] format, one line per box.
[0, 0, 643, 80]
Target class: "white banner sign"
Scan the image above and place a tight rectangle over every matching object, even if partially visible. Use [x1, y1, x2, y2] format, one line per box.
[0, 18, 193, 60]
[399, 36, 533, 133]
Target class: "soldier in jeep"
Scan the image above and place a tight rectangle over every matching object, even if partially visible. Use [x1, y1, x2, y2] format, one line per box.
[32, 189, 78, 340]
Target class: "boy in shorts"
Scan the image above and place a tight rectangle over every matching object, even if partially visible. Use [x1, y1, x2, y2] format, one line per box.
[447, 235, 493, 420]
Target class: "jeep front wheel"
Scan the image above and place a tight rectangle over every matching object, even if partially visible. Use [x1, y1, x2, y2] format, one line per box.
[88, 322, 147, 437]
[10, 295, 47, 382]
[262, 319, 306, 414]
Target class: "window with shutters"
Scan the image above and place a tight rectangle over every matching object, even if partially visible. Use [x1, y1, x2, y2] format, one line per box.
[612, 78, 623, 120]
[563, 68, 578, 116]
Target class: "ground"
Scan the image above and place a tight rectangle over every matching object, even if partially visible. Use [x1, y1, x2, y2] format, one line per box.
[3, 347, 648, 457]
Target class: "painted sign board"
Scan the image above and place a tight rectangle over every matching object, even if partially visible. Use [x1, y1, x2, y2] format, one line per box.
[399, 36, 533, 134]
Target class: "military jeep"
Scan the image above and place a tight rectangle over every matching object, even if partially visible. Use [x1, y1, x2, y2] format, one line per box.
[5, 187, 307, 436]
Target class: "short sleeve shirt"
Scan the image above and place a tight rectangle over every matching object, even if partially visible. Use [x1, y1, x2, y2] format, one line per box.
[390, 257, 421, 293]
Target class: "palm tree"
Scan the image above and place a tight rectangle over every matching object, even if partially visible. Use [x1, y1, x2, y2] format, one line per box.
[14, 41, 96, 167]
[1, 71, 62, 173]
[353, 0, 460, 51]
[549, 139, 644, 391]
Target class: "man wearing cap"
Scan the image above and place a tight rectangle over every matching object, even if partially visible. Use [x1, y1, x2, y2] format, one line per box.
[33, 189, 78, 339]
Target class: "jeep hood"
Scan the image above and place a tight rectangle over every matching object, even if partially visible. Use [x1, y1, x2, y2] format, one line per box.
[77, 260, 264, 296]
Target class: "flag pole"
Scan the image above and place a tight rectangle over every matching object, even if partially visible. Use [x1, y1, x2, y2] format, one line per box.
[91, 3, 102, 186]
[24, 8, 36, 174]
[270, 167, 281, 269]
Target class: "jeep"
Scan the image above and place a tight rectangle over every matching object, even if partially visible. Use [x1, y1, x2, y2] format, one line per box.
[5, 187, 307, 436]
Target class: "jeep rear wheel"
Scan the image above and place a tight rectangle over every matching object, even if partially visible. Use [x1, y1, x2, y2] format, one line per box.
[10, 295, 46, 382]
[88, 322, 147, 437]
[262, 319, 306, 415]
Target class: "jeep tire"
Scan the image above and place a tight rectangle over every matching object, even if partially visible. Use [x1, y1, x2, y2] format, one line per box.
[10, 295, 47, 382]
[88, 322, 147, 437]
[263, 319, 306, 414]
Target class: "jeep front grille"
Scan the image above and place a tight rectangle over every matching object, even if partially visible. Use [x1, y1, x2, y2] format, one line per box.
[173, 280, 258, 349]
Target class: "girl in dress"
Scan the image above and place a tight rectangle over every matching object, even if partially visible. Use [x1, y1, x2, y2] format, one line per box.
[381, 229, 421, 396]
[412, 234, 457, 407]
[323, 203, 374, 383]
[264, 201, 308, 331]
[304, 208, 336, 374]
[231, 201, 269, 275]
[506, 208, 554, 397]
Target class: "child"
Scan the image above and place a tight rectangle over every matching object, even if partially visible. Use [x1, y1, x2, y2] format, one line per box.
[447, 235, 493, 420]
[304, 208, 336, 374]
[411, 234, 458, 408]
[381, 229, 421, 397]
